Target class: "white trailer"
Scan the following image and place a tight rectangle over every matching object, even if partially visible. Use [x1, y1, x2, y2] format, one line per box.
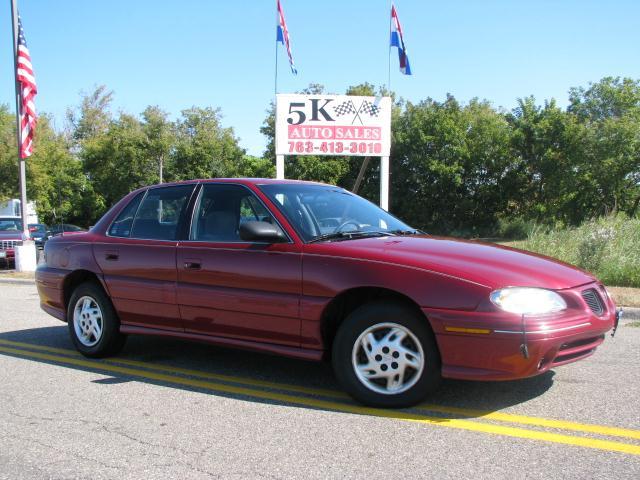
[0, 199, 39, 224]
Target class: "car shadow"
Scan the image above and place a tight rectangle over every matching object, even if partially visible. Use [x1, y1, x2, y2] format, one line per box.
[0, 325, 555, 420]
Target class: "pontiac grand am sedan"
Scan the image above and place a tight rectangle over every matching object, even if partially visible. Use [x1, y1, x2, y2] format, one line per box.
[36, 179, 618, 407]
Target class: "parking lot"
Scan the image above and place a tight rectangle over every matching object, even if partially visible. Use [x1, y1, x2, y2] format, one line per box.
[1, 280, 639, 479]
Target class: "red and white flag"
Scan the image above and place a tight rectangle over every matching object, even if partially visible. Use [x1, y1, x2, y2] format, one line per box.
[276, 0, 297, 74]
[16, 14, 37, 158]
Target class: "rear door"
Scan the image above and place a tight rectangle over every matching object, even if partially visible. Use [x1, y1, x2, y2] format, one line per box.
[94, 184, 195, 331]
[176, 183, 302, 346]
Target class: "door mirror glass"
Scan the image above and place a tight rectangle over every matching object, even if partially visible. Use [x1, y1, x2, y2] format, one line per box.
[239, 221, 285, 243]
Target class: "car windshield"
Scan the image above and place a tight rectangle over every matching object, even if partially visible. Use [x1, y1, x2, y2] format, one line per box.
[259, 184, 415, 242]
[0, 218, 23, 231]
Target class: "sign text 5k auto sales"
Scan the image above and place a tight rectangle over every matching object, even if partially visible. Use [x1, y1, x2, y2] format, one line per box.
[275, 94, 392, 156]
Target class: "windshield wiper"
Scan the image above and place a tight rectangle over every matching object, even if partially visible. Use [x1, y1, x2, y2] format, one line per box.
[308, 230, 392, 244]
[388, 229, 423, 235]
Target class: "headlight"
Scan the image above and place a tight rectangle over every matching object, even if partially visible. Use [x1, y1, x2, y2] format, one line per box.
[490, 287, 567, 315]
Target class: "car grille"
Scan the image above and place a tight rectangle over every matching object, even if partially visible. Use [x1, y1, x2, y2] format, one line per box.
[0, 240, 20, 250]
[582, 288, 604, 316]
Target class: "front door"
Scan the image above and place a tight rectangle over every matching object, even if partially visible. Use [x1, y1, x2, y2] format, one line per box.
[95, 184, 195, 331]
[176, 183, 302, 346]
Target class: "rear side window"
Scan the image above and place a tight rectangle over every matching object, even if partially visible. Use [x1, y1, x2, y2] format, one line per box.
[130, 185, 193, 240]
[108, 192, 144, 237]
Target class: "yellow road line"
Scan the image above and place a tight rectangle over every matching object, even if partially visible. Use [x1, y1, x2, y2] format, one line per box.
[0, 338, 343, 398]
[2, 338, 640, 443]
[418, 404, 640, 441]
[1, 344, 640, 456]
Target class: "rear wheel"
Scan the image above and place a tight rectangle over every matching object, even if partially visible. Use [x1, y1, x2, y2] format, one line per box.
[332, 301, 441, 408]
[67, 282, 126, 358]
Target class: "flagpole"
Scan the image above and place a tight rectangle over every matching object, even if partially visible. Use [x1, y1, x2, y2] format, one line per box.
[274, 0, 279, 96]
[10, 0, 29, 239]
[387, 0, 392, 94]
[274, 0, 285, 179]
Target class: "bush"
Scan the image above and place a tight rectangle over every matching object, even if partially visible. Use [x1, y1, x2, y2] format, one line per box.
[506, 214, 640, 287]
[496, 217, 540, 240]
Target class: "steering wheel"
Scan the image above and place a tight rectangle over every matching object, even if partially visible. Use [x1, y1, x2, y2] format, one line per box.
[335, 219, 360, 233]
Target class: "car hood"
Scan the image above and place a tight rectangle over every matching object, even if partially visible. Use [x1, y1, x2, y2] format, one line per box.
[0, 231, 24, 240]
[310, 235, 596, 290]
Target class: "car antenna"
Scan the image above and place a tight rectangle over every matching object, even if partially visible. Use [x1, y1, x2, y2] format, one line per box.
[57, 177, 64, 233]
[519, 313, 529, 359]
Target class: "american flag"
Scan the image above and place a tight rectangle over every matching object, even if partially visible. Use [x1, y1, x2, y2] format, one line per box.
[16, 15, 37, 158]
[276, 0, 297, 74]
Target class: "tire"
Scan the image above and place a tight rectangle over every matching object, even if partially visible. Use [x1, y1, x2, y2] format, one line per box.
[67, 281, 126, 358]
[332, 300, 441, 408]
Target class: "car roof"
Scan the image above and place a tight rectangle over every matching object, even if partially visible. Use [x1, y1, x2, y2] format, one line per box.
[153, 178, 329, 187]
[128, 178, 335, 196]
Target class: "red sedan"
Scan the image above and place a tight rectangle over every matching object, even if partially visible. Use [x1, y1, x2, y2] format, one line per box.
[35, 179, 618, 407]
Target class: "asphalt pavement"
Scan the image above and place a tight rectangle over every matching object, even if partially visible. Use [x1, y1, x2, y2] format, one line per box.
[1, 281, 639, 479]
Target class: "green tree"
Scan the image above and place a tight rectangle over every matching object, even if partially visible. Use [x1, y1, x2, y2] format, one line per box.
[0, 105, 98, 226]
[235, 155, 275, 178]
[567, 77, 640, 218]
[569, 77, 640, 122]
[81, 113, 157, 209]
[66, 85, 113, 145]
[0, 104, 18, 202]
[141, 106, 174, 183]
[392, 95, 516, 235]
[507, 97, 575, 222]
[170, 107, 245, 180]
[27, 115, 100, 226]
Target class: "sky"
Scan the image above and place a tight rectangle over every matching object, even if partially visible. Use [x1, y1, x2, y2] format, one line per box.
[1, 0, 639, 156]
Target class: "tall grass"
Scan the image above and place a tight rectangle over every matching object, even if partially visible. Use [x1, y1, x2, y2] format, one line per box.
[506, 215, 640, 288]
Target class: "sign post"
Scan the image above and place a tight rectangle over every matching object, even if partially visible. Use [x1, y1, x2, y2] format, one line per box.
[275, 94, 392, 209]
[276, 154, 285, 179]
[380, 155, 389, 211]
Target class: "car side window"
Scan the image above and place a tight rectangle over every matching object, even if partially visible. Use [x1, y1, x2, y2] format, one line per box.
[191, 184, 279, 242]
[130, 185, 193, 240]
[108, 192, 144, 238]
[239, 195, 272, 225]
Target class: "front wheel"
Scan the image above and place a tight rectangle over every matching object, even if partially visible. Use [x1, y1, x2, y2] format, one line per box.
[67, 282, 126, 358]
[332, 301, 441, 408]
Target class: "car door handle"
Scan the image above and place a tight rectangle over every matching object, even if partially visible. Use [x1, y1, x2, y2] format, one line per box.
[105, 251, 119, 261]
[184, 260, 201, 270]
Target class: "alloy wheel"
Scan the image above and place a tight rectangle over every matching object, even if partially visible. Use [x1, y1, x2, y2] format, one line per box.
[73, 296, 103, 347]
[351, 322, 425, 395]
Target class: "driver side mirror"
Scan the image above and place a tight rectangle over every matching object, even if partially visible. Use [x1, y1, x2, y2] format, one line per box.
[239, 221, 286, 243]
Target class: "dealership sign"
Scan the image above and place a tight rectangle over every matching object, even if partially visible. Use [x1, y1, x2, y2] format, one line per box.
[275, 94, 391, 156]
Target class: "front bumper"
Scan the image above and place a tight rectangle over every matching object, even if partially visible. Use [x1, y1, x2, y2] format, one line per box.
[0, 248, 15, 264]
[424, 283, 616, 381]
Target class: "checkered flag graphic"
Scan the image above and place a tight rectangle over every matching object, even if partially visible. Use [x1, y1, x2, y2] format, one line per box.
[360, 100, 381, 117]
[333, 101, 357, 117]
